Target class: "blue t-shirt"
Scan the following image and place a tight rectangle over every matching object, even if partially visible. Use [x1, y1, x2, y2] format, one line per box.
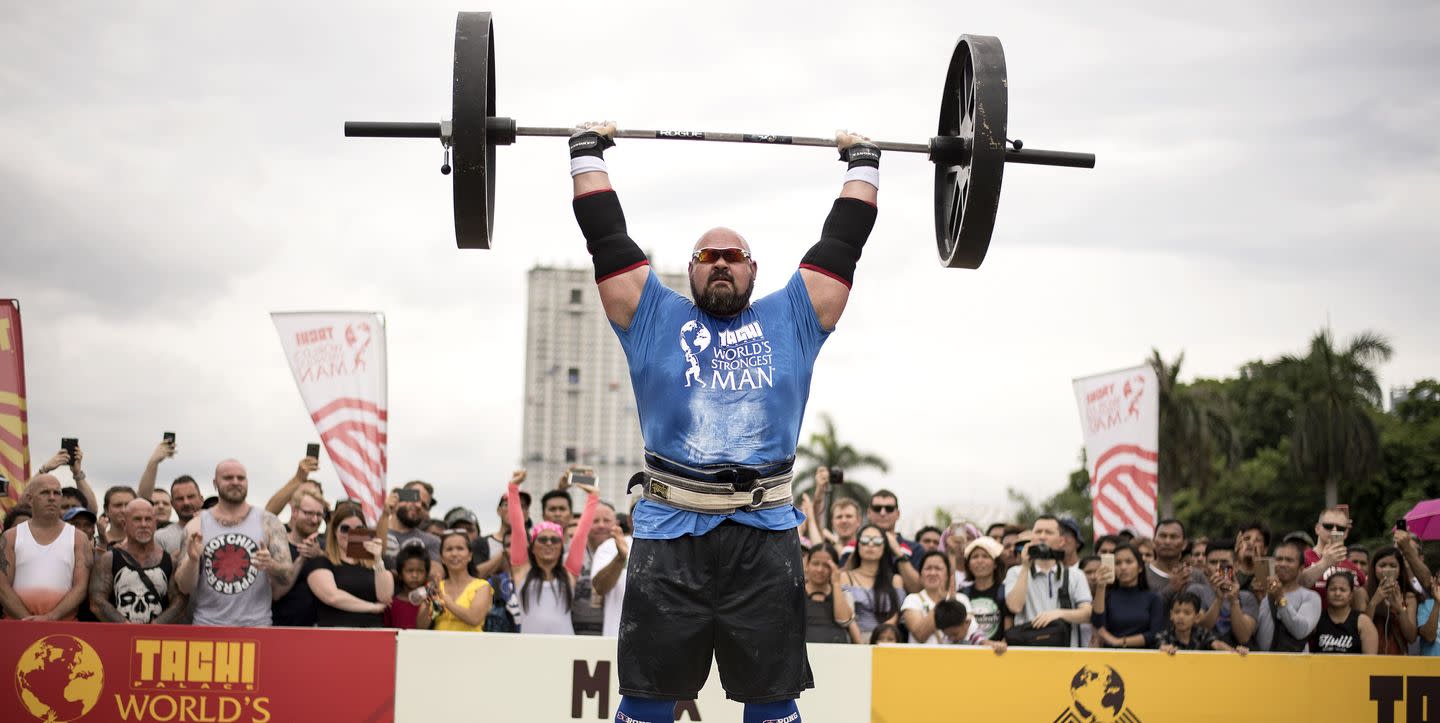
[613, 269, 829, 539]
[1419, 599, 1440, 657]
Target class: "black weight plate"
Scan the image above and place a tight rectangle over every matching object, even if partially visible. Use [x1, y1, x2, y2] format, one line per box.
[933, 35, 1006, 269]
[452, 12, 495, 249]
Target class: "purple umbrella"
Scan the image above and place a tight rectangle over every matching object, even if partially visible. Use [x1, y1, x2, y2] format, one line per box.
[1404, 499, 1440, 541]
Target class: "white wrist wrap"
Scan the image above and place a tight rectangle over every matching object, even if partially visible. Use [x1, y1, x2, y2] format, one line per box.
[570, 156, 608, 177]
[842, 165, 879, 189]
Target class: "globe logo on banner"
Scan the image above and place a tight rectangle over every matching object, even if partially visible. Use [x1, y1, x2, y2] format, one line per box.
[1055, 664, 1141, 723]
[1074, 365, 1160, 539]
[272, 312, 389, 524]
[14, 635, 105, 722]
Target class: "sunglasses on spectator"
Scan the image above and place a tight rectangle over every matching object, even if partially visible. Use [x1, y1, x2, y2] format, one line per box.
[870, 504, 896, 513]
[534, 536, 563, 545]
[691, 247, 751, 264]
[858, 536, 886, 547]
[1320, 523, 1349, 533]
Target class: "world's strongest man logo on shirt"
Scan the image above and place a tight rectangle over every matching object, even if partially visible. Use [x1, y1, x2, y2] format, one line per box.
[202, 533, 260, 595]
[678, 319, 774, 391]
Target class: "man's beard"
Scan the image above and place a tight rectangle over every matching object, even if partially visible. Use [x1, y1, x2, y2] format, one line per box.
[397, 506, 427, 529]
[692, 270, 754, 317]
[217, 486, 246, 504]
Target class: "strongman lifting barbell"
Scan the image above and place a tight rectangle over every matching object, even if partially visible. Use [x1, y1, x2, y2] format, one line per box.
[343, 11, 1095, 269]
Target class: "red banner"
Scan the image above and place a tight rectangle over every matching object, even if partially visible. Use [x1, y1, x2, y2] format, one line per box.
[0, 299, 27, 508]
[1, 621, 396, 723]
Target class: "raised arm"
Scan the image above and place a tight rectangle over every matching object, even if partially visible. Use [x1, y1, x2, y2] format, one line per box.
[570, 121, 649, 329]
[264, 457, 318, 517]
[173, 519, 203, 596]
[592, 529, 629, 597]
[137, 441, 175, 501]
[798, 131, 879, 331]
[564, 488, 601, 578]
[506, 470, 530, 569]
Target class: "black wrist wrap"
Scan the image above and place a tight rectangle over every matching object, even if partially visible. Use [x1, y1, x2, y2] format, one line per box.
[798, 197, 878, 288]
[569, 131, 615, 160]
[839, 142, 881, 168]
[573, 190, 649, 283]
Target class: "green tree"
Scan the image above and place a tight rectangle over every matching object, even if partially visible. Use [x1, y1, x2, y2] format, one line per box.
[1279, 329, 1393, 508]
[1149, 349, 1239, 518]
[794, 413, 889, 505]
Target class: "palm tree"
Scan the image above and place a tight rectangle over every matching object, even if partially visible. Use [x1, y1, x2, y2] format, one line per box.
[1150, 349, 1239, 518]
[1279, 329, 1392, 507]
[793, 413, 889, 505]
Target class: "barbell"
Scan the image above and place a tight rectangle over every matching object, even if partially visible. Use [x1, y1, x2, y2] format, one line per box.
[344, 12, 1095, 269]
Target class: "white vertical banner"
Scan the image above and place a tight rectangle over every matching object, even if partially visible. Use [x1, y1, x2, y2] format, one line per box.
[1073, 364, 1160, 539]
[272, 312, 388, 524]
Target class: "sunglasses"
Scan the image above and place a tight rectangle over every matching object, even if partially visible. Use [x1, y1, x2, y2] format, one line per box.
[1320, 523, 1349, 533]
[691, 247, 751, 264]
[534, 536, 563, 545]
[858, 536, 886, 547]
[870, 505, 897, 514]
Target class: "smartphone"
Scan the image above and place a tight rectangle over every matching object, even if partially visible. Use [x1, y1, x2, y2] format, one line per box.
[345, 527, 375, 559]
[831, 468, 845, 486]
[1100, 553, 1116, 577]
[1256, 556, 1274, 587]
[306, 443, 321, 459]
[397, 488, 420, 503]
[568, 471, 597, 487]
[61, 437, 79, 460]
[1382, 569, 1398, 584]
[1397, 518, 1409, 532]
[1221, 562, 1235, 583]
[163, 431, 176, 444]
[0, 471, 8, 496]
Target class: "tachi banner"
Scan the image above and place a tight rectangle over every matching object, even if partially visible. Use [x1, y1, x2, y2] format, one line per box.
[1, 620, 396, 723]
[271, 312, 388, 524]
[0, 299, 29, 508]
[1073, 364, 1160, 539]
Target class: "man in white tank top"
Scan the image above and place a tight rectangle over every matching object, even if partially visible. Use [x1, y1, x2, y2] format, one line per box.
[174, 459, 295, 626]
[1, 474, 91, 619]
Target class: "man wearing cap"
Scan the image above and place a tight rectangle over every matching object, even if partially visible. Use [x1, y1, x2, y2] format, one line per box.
[1, 474, 91, 620]
[1057, 517, 1086, 570]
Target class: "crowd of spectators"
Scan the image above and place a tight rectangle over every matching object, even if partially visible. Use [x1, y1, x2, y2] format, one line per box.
[2, 442, 1437, 661]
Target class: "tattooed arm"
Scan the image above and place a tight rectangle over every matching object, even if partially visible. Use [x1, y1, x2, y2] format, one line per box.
[89, 551, 126, 623]
[0, 530, 31, 618]
[154, 580, 189, 626]
[259, 513, 296, 589]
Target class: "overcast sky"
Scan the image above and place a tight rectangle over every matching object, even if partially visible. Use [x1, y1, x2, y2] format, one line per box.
[4, 1, 1437, 533]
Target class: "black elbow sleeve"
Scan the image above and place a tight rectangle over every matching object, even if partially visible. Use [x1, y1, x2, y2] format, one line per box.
[799, 197, 878, 287]
[573, 190, 649, 283]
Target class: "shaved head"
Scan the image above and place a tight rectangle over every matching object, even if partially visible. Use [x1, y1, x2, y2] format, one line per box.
[24, 474, 63, 521]
[689, 227, 757, 317]
[213, 459, 249, 504]
[124, 497, 157, 545]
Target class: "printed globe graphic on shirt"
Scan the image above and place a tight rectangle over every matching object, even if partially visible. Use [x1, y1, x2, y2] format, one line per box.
[203, 533, 260, 594]
[14, 634, 105, 723]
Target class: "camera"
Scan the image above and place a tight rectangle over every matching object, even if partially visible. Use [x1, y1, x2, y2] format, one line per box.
[1027, 543, 1060, 561]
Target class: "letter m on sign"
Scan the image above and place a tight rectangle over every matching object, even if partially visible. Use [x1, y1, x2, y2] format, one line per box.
[572, 659, 610, 719]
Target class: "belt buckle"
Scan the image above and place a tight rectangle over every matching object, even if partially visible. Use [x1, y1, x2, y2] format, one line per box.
[741, 486, 766, 511]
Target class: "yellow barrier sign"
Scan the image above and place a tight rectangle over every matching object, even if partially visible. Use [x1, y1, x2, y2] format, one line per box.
[871, 646, 1438, 722]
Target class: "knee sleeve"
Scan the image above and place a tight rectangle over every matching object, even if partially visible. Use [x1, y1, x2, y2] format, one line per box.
[616, 696, 676, 723]
[744, 699, 800, 723]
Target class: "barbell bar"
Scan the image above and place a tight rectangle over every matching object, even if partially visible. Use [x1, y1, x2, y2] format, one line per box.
[344, 11, 1096, 269]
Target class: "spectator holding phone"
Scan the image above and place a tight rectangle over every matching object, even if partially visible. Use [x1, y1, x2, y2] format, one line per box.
[1091, 543, 1163, 649]
[36, 446, 97, 512]
[475, 488, 532, 579]
[383, 481, 441, 575]
[506, 469, 599, 635]
[432, 530, 492, 632]
[1365, 546, 1418, 655]
[1195, 540, 1258, 647]
[384, 544, 434, 629]
[272, 489, 328, 627]
[1298, 506, 1369, 610]
[804, 543, 858, 644]
[1311, 571, 1378, 654]
[959, 537, 1009, 641]
[1256, 539, 1322, 652]
[1232, 520, 1271, 593]
[308, 503, 391, 628]
[842, 524, 905, 637]
[571, 500, 618, 635]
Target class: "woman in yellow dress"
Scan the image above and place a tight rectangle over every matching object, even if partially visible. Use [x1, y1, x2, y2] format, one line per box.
[431, 530, 492, 632]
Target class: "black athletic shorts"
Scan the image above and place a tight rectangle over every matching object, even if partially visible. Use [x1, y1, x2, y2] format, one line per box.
[617, 521, 813, 704]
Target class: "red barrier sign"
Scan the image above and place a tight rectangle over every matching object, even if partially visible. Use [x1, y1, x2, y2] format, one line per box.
[2, 621, 396, 723]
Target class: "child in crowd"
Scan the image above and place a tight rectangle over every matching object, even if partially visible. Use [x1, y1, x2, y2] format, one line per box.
[1156, 592, 1247, 655]
[870, 624, 902, 644]
[934, 600, 1007, 654]
[384, 545, 434, 629]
